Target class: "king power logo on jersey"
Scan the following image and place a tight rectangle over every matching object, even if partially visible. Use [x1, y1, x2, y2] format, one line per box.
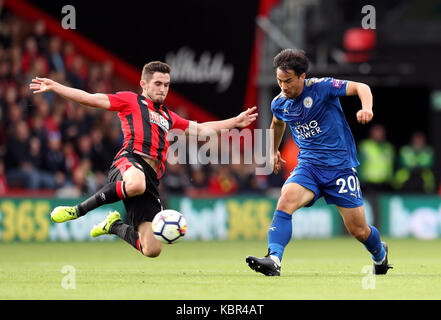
[294, 120, 322, 139]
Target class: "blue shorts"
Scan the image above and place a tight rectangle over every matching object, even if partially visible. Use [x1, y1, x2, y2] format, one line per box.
[284, 164, 363, 208]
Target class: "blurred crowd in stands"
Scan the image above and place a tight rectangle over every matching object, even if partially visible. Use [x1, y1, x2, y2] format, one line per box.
[0, 5, 439, 198]
[0, 7, 123, 197]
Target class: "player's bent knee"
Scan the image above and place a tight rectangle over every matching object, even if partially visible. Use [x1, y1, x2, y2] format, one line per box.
[140, 237, 162, 258]
[125, 179, 146, 197]
[123, 167, 146, 196]
[277, 183, 315, 213]
[348, 226, 370, 242]
[277, 192, 302, 213]
[143, 246, 162, 258]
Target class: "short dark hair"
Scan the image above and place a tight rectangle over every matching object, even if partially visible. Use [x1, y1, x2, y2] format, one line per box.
[273, 49, 309, 76]
[142, 61, 171, 80]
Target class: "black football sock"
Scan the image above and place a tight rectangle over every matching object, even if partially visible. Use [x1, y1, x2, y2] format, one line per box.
[109, 221, 143, 254]
[76, 181, 127, 216]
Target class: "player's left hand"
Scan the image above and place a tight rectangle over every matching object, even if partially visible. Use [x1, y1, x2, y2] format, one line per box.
[29, 77, 56, 94]
[235, 106, 258, 128]
[271, 151, 286, 174]
[356, 109, 373, 124]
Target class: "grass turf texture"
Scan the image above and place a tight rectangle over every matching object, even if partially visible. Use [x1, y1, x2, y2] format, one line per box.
[1, 238, 441, 300]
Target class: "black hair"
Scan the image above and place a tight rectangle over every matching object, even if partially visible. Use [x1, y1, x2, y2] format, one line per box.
[273, 49, 309, 76]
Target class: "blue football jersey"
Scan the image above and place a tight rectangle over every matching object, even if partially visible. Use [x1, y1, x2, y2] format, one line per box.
[271, 77, 359, 169]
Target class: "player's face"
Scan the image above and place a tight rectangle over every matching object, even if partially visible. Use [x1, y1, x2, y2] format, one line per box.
[276, 68, 305, 99]
[141, 72, 170, 104]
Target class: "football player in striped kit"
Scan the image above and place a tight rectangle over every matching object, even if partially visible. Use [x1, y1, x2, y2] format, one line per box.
[30, 61, 257, 258]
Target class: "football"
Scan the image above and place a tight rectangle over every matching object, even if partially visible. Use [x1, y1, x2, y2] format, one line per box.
[152, 209, 187, 244]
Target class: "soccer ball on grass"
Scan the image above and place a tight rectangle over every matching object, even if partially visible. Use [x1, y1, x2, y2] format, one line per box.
[152, 209, 187, 244]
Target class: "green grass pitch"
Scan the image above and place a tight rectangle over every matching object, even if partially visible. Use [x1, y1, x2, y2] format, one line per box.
[1, 238, 441, 300]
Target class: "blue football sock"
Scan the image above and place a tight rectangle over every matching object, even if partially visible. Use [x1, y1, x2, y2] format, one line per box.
[362, 225, 385, 262]
[268, 210, 293, 262]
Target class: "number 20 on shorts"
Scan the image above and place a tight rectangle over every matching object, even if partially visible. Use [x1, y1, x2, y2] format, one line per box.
[336, 174, 361, 198]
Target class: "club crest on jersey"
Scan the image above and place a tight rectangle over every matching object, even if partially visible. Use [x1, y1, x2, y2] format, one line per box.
[303, 96, 313, 108]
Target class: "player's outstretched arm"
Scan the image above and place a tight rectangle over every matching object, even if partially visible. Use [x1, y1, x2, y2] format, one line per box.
[29, 77, 111, 110]
[346, 81, 373, 124]
[185, 106, 258, 136]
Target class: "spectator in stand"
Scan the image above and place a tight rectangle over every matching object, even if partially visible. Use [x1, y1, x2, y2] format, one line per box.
[60, 104, 92, 143]
[30, 55, 49, 79]
[28, 113, 48, 151]
[86, 63, 101, 92]
[9, 17, 22, 48]
[66, 55, 87, 89]
[90, 126, 111, 173]
[32, 19, 49, 55]
[357, 123, 395, 193]
[73, 105, 93, 135]
[21, 36, 48, 75]
[0, 158, 8, 194]
[4, 81, 18, 104]
[29, 135, 44, 169]
[56, 160, 89, 198]
[231, 162, 263, 194]
[76, 134, 93, 161]
[62, 141, 79, 181]
[47, 36, 65, 73]
[162, 162, 189, 195]
[18, 80, 33, 110]
[32, 95, 57, 132]
[63, 41, 78, 72]
[7, 102, 23, 130]
[0, 0, 12, 48]
[78, 158, 100, 193]
[0, 58, 12, 88]
[394, 131, 435, 194]
[43, 131, 67, 188]
[10, 44, 23, 79]
[28, 134, 57, 188]
[102, 124, 123, 158]
[0, 107, 6, 157]
[207, 164, 239, 196]
[5, 121, 54, 189]
[101, 61, 114, 93]
[186, 165, 209, 197]
[5, 121, 31, 180]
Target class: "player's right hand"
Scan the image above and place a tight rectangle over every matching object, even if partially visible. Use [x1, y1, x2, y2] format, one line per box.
[29, 77, 55, 94]
[271, 150, 286, 174]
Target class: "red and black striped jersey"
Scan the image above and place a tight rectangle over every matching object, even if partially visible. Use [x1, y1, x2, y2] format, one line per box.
[106, 91, 190, 179]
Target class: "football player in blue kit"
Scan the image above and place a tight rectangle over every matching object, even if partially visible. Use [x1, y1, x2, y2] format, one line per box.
[246, 49, 392, 276]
